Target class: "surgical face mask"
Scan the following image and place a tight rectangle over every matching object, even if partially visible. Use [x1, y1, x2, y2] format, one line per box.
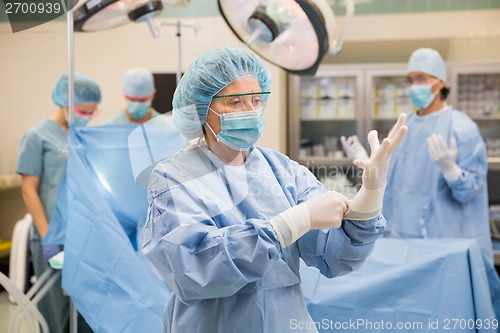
[408, 80, 439, 109]
[74, 115, 91, 127]
[127, 101, 151, 119]
[206, 107, 265, 151]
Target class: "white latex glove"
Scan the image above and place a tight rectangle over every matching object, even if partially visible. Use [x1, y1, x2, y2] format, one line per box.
[269, 191, 349, 248]
[305, 191, 349, 229]
[427, 134, 461, 181]
[344, 113, 408, 220]
[341, 135, 369, 161]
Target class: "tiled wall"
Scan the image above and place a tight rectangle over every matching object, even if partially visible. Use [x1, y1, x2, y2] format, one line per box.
[328, 0, 500, 16]
[163, 0, 500, 17]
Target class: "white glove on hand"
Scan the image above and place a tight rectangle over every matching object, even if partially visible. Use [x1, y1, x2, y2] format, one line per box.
[269, 191, 349, 248]
[305, 191, 349, 229]
[341, 135, 369, 161]
[427, 134, 461, 181]
[345, 113, 408, 220]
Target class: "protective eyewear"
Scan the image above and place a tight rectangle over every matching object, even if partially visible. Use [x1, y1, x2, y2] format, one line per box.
[213, 92, 270, 111]
[75, 108, 100, 119]
[404, 75, 436, 86]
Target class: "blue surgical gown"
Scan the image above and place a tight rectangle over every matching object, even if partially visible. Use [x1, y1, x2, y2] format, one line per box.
[383, 106, 492, 264]
[142, 145, 386, 333]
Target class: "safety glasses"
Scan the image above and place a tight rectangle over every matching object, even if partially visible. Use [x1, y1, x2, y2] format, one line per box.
[75, 108, 100, 119]
[405, 75, 436, 86]
[213, 92, 270, 112]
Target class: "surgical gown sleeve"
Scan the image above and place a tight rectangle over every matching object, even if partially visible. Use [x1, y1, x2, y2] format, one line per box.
[445, 118, 487, 203]
[142, 176, 283, 303]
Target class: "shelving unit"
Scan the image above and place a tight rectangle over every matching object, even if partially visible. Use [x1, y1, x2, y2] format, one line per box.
[288, 63, 412, 166]
[288, 62, 500, 200]
[288, 65, 364, 166]
[449, 63, 500, 171]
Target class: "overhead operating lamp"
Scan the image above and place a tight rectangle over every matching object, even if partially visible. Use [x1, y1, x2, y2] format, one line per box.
[74, 0, 187, 32]
[218, 0, 355, 75]
[73, 0, 197, 84]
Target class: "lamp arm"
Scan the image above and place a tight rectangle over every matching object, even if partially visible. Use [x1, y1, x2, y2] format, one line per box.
[328, 0, 355, 55]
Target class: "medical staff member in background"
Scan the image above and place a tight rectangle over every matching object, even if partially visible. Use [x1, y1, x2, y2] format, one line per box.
[142, 46, 407, 333]
[105, 67, 162, 125]
[342, 48, 493, 265]
[16, 72, 101, 333]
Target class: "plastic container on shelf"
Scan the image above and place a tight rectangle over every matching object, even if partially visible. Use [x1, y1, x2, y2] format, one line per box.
[323, 136, 339, 156]
[301, 77, 317, 99]
[300, 97, 317, 119]
[337, 98, 355, 119]
[318, 97, 336, 119]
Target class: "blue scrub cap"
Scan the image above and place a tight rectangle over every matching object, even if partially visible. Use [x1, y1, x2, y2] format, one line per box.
[172, 46, 272, 139]
[123, 68, 155, 97]
[407, 48, 447, 83]
[52, 73, 102, 107]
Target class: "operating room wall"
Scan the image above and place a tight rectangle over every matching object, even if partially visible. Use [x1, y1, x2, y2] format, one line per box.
[1, 9, 500, 177]
[0, 15, 288, 175]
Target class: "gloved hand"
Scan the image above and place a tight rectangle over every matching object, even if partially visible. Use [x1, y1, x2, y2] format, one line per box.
[353, 113, 408, 190]
[341, 135, 369, 161]
[305, 191, 349, 229]
[427, 133, 461, 181]
[269, 191, 349, 248]
[345, 113, 408, 220]
[42, 243, 62, 265]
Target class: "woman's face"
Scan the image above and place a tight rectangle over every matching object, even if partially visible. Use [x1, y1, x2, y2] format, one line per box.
[206, 77, 261, 134]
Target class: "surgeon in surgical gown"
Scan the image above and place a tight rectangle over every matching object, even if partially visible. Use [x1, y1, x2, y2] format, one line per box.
[343, 48, 493, 265]
[142, 46, 407, 333]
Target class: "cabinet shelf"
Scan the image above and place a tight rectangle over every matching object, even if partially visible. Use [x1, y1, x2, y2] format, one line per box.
[488, 158, 500, 171]
[0, 174, 21, 192]
[470, 115, 500, 120]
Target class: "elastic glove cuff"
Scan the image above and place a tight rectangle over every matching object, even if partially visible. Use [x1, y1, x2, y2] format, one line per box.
[441, 163, 461, 181]
[344, 185, 385, 221]
[269, 203, 310, 248]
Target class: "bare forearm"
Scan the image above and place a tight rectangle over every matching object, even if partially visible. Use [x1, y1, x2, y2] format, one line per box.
[21, 189, 49, 238]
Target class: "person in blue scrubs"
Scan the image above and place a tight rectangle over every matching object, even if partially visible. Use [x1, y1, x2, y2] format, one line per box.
[342, 48, 492, 262]
[142, 46, 407, 333]
[105, 67, 163, 125]
[16, 72, 101, 333]
[386, 48, 492, 262]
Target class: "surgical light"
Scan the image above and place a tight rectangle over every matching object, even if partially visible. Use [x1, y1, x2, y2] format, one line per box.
[74, 0, 188, 32]
[218, 0, 355, 75]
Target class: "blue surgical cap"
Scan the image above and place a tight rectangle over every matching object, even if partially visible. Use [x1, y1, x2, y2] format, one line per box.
[172, 46, 272, 139]
[123, 68, 155, 97]
[407, 48, 447, 83]
[52, 73, 102, 107]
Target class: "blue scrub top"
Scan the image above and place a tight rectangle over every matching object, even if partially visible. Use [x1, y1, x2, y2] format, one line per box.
[143, 145, 386, 333]
[383, 106, 492, 264]
[16, 119, 67, 239]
